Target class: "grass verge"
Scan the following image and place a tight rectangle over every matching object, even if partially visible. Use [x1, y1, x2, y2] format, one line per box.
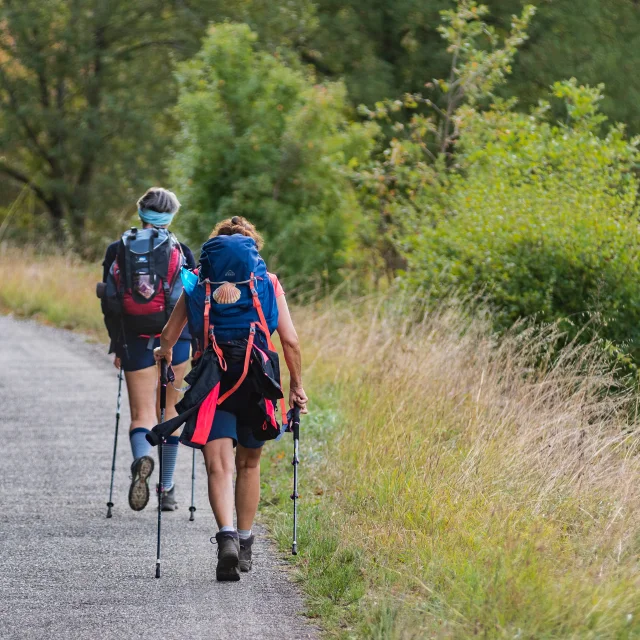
[2, 248, 640, 638]
[264, 297, 640, 639]
[0, 247, 105, 337]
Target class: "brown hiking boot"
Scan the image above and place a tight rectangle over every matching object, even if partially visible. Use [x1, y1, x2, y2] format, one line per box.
[239, 534, 255, 572]
[213, 531, 240, 581]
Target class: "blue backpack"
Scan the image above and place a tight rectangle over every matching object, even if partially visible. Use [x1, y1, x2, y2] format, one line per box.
[183, 234, 278, 358]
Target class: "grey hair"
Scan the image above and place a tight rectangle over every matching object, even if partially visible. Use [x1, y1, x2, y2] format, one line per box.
[137, 187, 181, 214]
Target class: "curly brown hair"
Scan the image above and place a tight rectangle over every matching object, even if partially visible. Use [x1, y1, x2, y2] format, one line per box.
[209, 216, 264, 250]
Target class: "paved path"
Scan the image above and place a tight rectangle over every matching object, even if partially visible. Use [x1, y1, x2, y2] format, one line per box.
[0, 316, 316, 640]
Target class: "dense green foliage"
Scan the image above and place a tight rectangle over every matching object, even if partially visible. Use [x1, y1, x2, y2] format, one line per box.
[3, 0, 640, 358]
[308, 0, 640, 133]
[3, 0, 640, 249]
[504, 0, 640, 133]
[0, 0, 222, 245]
[171, 24, 376, 287]
[406, 83, 640, 357]
[353, 2, 535, 279]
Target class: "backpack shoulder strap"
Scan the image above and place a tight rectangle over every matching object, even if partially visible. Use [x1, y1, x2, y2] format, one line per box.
[123, 229, 137, 291]
[203, 281, 211, 350]
[250, 273, 274, 349]
[249, 273, 286, 419]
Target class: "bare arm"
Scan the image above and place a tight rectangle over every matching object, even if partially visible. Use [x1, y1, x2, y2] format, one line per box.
[154, 293, 188, 362]
[276, 295, 308, 411]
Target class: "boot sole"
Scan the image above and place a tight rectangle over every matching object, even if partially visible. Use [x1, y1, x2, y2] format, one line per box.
[128, 456, 154, 511]
[216, 554, 240, 581]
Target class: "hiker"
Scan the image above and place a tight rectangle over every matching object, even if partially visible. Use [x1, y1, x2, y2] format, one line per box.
[151, 216, 308, 580]
[100, 187, 196, 513]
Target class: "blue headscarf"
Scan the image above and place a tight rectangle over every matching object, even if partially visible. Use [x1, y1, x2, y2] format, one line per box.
[138, 208, 175, 226]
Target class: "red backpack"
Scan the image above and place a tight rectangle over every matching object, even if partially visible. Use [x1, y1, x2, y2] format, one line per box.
[104, 227, 185, 335]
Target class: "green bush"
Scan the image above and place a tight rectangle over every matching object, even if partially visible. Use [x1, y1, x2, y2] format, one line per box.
[406, 81, 640, 358]
[170, 23, 377, 289]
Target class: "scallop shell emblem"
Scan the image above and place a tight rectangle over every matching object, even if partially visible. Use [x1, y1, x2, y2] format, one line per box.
[213, 282, 241, 304]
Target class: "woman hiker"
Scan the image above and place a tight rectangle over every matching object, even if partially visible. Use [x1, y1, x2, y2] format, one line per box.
[101, 187, 196, 512]
[152, 216, 308, 580]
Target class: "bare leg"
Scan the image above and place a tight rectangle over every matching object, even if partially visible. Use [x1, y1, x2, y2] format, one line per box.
[203, 438, 235, 528]
[125, 366, 157, 431]
[235, 445, 263, 531]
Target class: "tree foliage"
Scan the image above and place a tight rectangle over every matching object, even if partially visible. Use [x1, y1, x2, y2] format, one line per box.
[171, 24, 377, 288]
[406, 82, 640, 359]
[353, 1, 535, 278]
[0, 0, 220, 246]
[307, 0, 640, 133]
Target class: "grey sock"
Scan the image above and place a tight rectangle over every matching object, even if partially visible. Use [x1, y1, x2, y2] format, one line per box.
[219, 525, 235, 533]
[238, 529, 252, 540]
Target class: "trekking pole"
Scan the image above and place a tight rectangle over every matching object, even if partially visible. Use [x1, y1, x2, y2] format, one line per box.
[189, 448, 197, 522]
[289, 405, 301, 555]
[155, 360, 169, 579]
[106, 368, 124, 519]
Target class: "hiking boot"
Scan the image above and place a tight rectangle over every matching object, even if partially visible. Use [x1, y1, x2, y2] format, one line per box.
[239, 534, 255, 572]
[128, 456, 154, 511]
[213, 531, 240, 581]
[158, 484, 178, 512]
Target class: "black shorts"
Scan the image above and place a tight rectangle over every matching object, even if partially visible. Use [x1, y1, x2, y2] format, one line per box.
[121, 335, 190, 372]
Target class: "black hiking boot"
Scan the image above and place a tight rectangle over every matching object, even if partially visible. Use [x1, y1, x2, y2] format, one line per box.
[158, 484, 178, 512]
[128, 456, 154, 511]
[213, 531, 240, 581]
[239, 534, 255, 572]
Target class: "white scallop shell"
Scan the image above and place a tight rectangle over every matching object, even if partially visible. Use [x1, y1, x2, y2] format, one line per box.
[213, 282, 241, 304]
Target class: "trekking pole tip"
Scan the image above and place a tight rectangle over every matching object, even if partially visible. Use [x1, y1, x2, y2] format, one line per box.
[189, 506, 196, 522]
[106, 502, 113, 518]
[155, 563, 161, 579]
[292, 543, 298, 555]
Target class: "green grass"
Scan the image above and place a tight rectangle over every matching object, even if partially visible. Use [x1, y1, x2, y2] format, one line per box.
[264, 300, 640, 638]
[2, 249, 640, 638]
[0, 247, 106, 336]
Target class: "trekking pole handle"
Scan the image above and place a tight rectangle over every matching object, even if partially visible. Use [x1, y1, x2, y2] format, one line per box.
[160, 360, 175, 386]
[290, 405, 301, 440]
[160, 360, 168, 385]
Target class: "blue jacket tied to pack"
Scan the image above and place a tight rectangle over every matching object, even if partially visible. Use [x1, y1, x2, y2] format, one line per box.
[147, 234, 285, 448]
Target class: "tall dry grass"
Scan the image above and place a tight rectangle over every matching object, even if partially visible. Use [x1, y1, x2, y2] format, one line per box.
[292, 293, 640, 638]
[0, 246, 105, 335]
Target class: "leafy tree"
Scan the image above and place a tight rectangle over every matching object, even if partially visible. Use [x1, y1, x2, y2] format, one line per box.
[353, 1, 535, 278]
[304, 0, 452, 108]
[406, 81, 640, 359]
[0, 0, 221, 245]
[171, 24, 377, 288]
[307, 0, 640, 135]
[499, 0, 640, 134]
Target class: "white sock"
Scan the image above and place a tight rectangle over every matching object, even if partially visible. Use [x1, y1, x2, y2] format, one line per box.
[219, 525, 235, 533]
[238, 529, 252, 539]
